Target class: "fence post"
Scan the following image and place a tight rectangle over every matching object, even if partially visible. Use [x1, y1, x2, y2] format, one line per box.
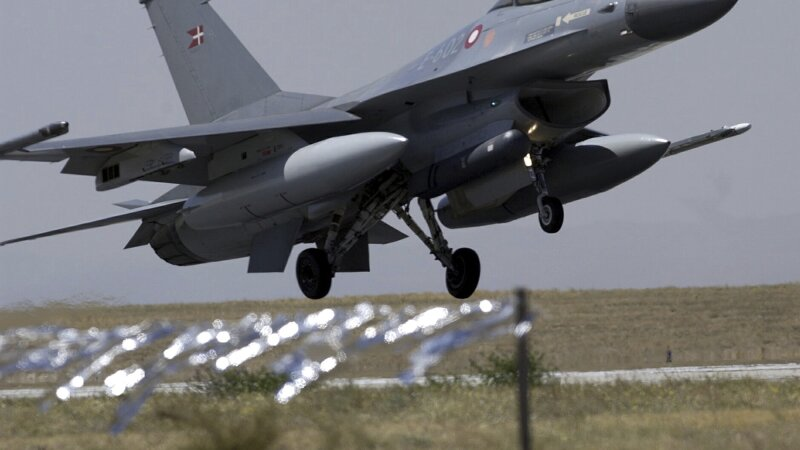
[515, 288, 532, 450]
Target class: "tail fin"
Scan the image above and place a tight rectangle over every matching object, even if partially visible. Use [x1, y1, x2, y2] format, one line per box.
[141, 0, 281, 124]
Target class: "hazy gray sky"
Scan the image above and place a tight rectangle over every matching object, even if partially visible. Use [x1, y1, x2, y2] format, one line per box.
[1, 0, 798, 306]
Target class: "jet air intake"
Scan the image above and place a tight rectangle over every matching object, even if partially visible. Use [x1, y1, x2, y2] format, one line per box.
[516, 81, 610, 144]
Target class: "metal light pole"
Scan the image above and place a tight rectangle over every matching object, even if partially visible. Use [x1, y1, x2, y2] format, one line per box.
[515, 288, 532, 450]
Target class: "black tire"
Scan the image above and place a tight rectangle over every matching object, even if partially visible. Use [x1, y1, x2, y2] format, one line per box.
[538, 196, 564, 234]
[296, 249, 333, 300]
[446, 248, 481, 299]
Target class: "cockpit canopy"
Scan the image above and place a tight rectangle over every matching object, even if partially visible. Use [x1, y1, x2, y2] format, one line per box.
[490, 0, 554, 12]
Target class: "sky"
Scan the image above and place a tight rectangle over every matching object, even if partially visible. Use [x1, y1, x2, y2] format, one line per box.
[0, 0, 798, 306]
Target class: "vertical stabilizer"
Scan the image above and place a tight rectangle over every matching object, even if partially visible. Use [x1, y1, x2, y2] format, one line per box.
[141, 0, 281, 124]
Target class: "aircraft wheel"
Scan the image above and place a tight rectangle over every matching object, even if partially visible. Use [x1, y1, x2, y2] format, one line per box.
[446, 248, 481, 299]
[538, 196, 564, 234]
[296, 249, 333, 300]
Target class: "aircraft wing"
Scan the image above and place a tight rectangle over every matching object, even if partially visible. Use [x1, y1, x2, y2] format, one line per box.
[0, 199, 185, 247]
[0, 108, 360, 176]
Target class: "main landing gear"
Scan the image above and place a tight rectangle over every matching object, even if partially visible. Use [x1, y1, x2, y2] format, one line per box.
[296, 248, 332, 300]
[295, 173, 408, 300]
[525, 145, 564, 234]
[394, 198, 481, 299]
[294, 172, 481, 300]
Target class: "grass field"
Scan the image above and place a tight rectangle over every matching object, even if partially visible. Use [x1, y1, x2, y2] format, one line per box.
[2, 380, 800, 449]
[2, 284, 799, 382]
[1, 284, 799, 448]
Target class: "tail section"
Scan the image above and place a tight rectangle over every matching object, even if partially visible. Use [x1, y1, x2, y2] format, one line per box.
[140, 0, 281, 124]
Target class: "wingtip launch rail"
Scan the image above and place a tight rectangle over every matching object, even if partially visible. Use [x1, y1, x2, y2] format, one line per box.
[665, 123, 752, 158]
[0, 122, 69, 156]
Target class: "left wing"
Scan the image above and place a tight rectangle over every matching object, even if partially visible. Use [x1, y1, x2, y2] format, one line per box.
[0, 199, 185, 247]
[0, 108, 361, 181]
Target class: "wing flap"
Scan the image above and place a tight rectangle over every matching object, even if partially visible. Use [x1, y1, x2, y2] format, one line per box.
[0, 199, 185, 247]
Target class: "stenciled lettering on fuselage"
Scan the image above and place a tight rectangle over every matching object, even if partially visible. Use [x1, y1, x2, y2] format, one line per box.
[525, 8, 592, 44]
[416, 23, 491, 71]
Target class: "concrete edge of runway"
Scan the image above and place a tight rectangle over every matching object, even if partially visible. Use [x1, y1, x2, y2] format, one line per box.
[2, 363, 799, 400]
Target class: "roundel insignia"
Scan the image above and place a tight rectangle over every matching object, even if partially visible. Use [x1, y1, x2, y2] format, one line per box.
[465, 24, 483, 49]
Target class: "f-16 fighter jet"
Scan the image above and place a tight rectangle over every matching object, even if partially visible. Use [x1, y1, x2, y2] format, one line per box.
[1, 0, 748, 299]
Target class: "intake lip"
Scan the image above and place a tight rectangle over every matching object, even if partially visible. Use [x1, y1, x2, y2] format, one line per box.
[625, 0, 738, 42]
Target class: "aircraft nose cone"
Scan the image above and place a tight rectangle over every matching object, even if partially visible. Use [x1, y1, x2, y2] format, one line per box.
[625, 0, 738, 41]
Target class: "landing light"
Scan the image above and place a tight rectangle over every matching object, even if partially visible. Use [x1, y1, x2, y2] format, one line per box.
[527, 123, 539, 140]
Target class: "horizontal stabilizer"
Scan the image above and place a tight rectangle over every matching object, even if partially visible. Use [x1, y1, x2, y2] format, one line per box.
[0, 199, 185, 247]
[664, 123, 751, 157]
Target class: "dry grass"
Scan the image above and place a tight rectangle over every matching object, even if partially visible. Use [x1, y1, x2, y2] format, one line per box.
[1, 380, 799, 449]
[2, 284, 799, 384]
[2, 282, 800, 449]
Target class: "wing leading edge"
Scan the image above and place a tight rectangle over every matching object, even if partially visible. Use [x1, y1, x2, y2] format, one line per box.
[0, 108, 361, 172]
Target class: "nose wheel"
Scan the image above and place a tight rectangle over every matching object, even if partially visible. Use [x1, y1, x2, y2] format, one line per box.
[526, 146, 565, 234]
[538, 196, 564, 234]
[395, 198, 482, 299]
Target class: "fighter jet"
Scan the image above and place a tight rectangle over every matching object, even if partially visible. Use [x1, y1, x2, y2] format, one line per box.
[1, 0, 748, 300]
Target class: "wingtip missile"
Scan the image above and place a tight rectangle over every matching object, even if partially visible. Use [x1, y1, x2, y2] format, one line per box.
[729, 123, 752, 135]
[665, 122, 752, 157]
[39, 121, 70, 139]
[0, 121, 70, 156]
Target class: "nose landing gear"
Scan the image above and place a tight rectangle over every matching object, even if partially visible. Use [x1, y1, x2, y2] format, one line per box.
[525, 146, 564, 234]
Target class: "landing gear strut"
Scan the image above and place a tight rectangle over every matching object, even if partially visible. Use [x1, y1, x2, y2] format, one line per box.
[395, 198, 481, 299]
[295, 172, 408, 300]
[525, 146, 564, 234]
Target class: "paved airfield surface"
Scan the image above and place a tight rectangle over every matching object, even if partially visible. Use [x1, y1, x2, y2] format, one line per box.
[2, 363, 799, 400]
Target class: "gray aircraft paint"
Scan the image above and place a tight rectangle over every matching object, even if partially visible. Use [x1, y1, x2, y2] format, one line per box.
[0, 0, 776, 302]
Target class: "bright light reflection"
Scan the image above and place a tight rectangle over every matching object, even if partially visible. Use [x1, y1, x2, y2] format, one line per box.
[278, 322, 299, 339]
[69, 376, 84, 388]
[320, 357, 337, 373]
[56, 387, 71, 401]
[121, 338, 137, 351]
[196, 331, 213, 345]
[216, 331, 231, 344]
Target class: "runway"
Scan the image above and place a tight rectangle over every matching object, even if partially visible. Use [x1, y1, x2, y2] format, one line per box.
[2, 363, 799, 400]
